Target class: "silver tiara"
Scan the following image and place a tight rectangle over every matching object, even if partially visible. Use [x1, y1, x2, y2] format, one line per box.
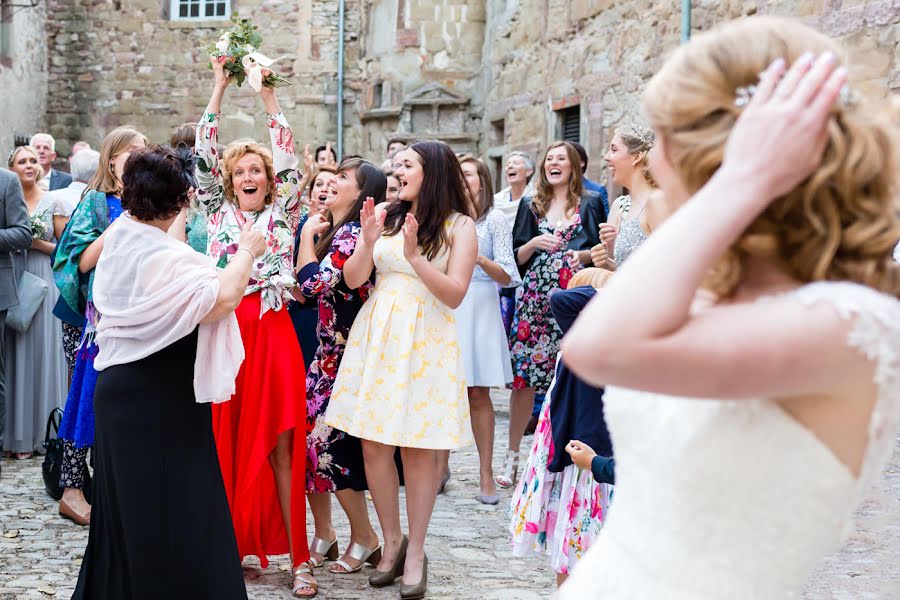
[627, 123, 655, 148]
[735, 80, 859, 108]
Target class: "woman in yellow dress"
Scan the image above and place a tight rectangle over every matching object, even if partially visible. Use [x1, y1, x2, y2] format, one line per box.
[325, 140, 477, 599]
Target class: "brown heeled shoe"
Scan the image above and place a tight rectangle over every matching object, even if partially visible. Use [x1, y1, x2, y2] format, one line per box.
[399, 554, 427, 599]
[59, 498, 90, 526]
[369, 535, 408, 588]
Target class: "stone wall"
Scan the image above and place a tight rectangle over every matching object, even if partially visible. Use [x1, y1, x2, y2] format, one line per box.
[43, 0, 366, 158]
[1, 0, 48, 156]
[39, 0, 899, 179]
[482, 0, 900, 190]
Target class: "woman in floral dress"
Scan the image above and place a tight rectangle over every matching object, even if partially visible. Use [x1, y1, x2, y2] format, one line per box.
[499, 142, 605, 490]
[294, 158, 386, 576]
[195, 57, 314, 598]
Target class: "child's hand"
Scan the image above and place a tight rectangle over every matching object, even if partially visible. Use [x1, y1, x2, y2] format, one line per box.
[565, 439, 597, 470]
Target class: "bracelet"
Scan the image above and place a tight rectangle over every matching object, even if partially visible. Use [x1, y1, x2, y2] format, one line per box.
[236, 247, 256, 261]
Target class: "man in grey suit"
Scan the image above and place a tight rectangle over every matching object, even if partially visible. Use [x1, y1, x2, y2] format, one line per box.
[0, 168, 34, 452]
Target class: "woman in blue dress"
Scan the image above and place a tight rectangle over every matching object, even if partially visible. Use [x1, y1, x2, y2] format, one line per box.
[52, 126, 147, 526]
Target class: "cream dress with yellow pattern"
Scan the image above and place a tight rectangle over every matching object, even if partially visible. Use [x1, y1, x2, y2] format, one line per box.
[325, 221, 473, 449]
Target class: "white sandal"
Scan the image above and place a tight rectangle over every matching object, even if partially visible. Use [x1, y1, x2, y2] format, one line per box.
[292, 563, 318, 598]
[495, 450, 519, 489]
[307, 536, 338, 568]
[329, 542, 383, 574]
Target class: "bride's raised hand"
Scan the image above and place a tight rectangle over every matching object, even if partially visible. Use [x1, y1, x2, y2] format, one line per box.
[721, 52, 847, 201]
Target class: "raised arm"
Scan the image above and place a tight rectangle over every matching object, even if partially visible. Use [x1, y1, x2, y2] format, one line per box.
[260, 84, 301, 235]
[562, 53, 859, 399]
[404, 214, 477, 309]
[194, 57, 230, 216]
[0, 173, 32, 252]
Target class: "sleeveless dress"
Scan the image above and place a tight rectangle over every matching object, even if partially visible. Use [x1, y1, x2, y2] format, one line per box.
[325, 221, 472, 450]
[612, 195, 649, 267]
[560, 282, 900, 599]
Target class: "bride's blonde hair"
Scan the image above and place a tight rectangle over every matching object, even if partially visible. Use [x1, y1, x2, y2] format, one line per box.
[643, 16, 900, 298]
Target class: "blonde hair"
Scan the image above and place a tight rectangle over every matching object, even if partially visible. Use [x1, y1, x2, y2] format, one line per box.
[613, 123, 656, 187]
[567, 267, 614, 290]
[532, 141, 584, 219]
[86, 126, 147, 196]
[643, 16, 900, 298]
[221, 140, 276, 206]
[7, 146, 45, 183]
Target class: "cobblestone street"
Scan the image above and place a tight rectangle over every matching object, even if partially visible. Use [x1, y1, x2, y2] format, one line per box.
[1, 391, 899, 599]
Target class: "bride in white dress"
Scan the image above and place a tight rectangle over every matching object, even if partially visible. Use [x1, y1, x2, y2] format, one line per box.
[559, 16, 900, 600]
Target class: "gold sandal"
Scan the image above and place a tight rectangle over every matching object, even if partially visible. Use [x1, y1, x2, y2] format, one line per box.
[292, 563, 318, 598]
[307, 536, 338, 568]
[329, 542, 383, 574]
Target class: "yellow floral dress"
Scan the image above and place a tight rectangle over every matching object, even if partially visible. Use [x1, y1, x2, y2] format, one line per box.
[325, 223, 472, 449]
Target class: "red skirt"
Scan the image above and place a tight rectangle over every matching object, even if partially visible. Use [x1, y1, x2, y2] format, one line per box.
[212, 292, 309, 569]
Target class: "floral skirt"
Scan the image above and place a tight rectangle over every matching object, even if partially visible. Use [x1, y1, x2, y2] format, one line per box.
[509, 375, 613, 575]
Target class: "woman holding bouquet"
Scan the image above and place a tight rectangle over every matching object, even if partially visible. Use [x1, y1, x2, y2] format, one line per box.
[53, 126, 147, 526]
[196, 56, 314, 597]
[2, 146, 67, 458]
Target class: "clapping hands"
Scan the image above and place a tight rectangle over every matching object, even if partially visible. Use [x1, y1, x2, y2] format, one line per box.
[360, 197, 385, 246]
[401, 213, 420, 263]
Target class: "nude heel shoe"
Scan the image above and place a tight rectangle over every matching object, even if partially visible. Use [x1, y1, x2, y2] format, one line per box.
[399, 554, 427, 600]
[369, 535, 408, 588]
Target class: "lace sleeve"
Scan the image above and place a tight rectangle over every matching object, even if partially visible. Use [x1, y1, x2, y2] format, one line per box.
[787, 282, 900, 499]
[489, 209, 521, 288]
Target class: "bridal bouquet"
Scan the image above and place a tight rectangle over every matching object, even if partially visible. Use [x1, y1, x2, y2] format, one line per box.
[29, 210, 47, 241]
[204, 15, 291, 91]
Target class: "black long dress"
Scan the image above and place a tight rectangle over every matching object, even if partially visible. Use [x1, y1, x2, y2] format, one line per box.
[72, 329, 247, 600]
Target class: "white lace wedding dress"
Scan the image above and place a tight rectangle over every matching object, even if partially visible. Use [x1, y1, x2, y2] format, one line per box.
[560, 282, 900, 599]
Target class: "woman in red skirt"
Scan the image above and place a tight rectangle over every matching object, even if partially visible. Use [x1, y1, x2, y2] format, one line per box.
[195, 57, 316, 597]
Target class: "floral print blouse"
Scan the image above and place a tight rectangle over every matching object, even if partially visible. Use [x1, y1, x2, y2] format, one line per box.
[195, 110, 302, 316]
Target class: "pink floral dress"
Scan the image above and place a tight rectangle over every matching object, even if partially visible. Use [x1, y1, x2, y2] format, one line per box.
[509, 359, 614, 574]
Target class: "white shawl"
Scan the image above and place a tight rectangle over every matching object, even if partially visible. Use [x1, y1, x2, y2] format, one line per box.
[92, 216, 244, 403]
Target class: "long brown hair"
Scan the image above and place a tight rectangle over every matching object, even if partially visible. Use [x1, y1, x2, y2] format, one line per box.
[84, 126, 147, 197]
[458, 155, 494, 222]
[314, 159, 386, 261]
[532, 141, 583, 219]
[383, 140, 473, 260]
[643, 16, 900, 298]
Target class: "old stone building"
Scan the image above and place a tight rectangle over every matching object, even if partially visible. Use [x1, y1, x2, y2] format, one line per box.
[0, 0, 49, 156]
[6, 0, 900, 187]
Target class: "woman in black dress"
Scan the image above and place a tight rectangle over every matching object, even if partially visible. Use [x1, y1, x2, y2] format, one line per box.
[71, 145, 266, 600]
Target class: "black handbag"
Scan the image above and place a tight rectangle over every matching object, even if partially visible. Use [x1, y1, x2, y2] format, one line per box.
[41, 408, 92, 502]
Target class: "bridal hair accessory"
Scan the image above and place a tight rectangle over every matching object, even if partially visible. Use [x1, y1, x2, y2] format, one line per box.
[626, 123, 655, 149]
[735, 75, 859, 108]
[205, 15, 292, 91]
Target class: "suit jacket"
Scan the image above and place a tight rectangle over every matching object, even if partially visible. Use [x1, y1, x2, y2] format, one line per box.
[49, 169, 73, 192]
[511, 190, 606, 277]
[0, 169, 34, 310]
